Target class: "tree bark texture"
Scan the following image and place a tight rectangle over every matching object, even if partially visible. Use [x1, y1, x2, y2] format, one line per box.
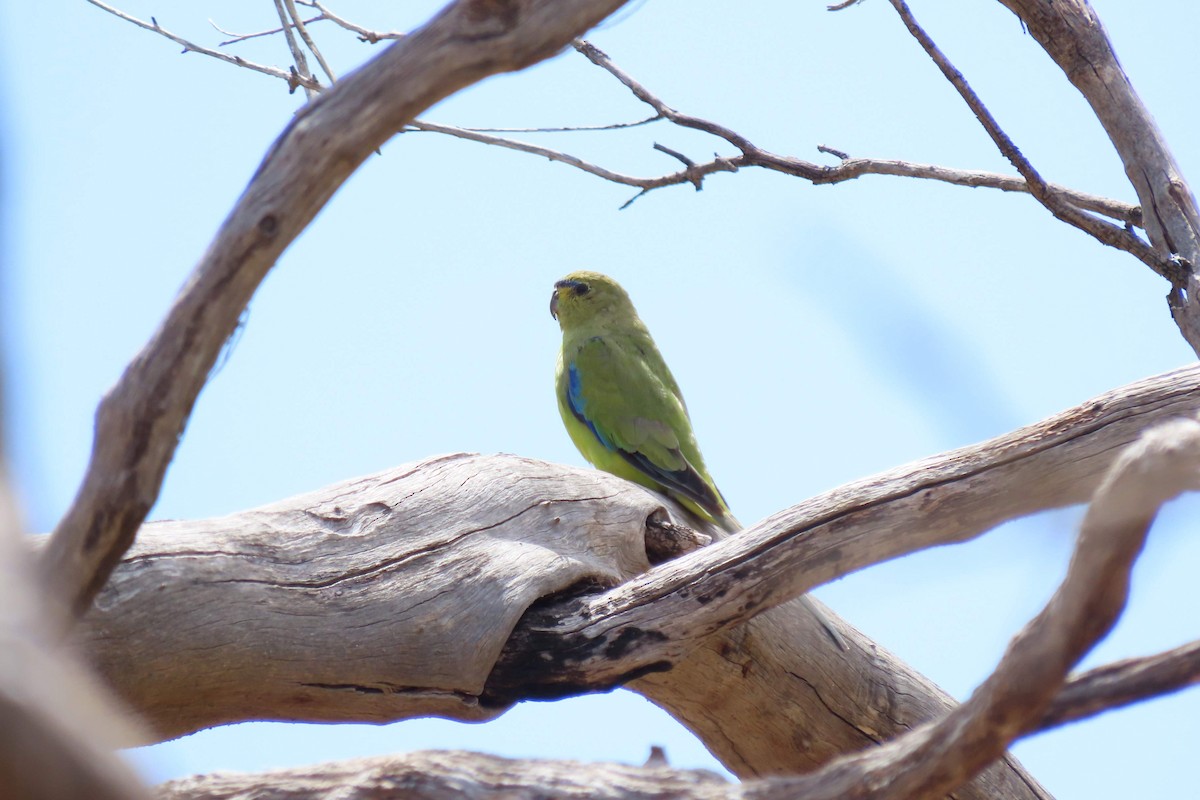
[71, 364, 1200, 797]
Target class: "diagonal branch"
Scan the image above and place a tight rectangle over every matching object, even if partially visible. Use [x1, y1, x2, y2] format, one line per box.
[486, 364, 1200, 699]
[41, 0, 635, 631]
[992, 0, 1200, 355]
[1038, 640, 1200, 731]
[883, 0, 1183, 285]
[273, 0, 318, 97]
[759, 417, 1200, 800]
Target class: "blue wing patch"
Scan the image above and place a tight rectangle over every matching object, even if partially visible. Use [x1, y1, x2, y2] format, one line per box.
[567, 361, 725, 517]
[566, 362, 616, 451]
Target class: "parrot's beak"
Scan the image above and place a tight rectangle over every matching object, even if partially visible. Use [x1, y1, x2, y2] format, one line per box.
[549, 289, 560, 320]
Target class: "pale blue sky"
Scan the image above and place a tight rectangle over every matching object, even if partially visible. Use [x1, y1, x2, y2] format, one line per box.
[2, 1, 1198, 797]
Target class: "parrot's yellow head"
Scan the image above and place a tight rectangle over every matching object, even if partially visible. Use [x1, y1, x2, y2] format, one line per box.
[549, 271, 638, 331]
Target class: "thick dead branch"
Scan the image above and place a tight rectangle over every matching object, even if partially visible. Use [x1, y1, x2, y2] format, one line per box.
[993, 0, 1200, 352]
[143, 422, 1200, 800]
[487, 364, 1200, 698]
[157, 750, 731, 800]
[44, 0, 634, 629]
[72, 365, 1200, 796]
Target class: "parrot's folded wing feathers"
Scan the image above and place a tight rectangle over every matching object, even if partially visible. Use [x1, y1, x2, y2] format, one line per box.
[566, 339, 728, 520]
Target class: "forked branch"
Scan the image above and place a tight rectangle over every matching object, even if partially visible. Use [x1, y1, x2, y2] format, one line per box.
[45, 0, 636, 630]
[88, 1, 1143, 223]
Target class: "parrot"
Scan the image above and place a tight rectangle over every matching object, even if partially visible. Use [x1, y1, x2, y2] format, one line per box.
[550, 270, 846, 650]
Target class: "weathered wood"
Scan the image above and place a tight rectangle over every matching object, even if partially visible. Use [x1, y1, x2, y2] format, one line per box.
[489, 364, 1200, 697]
[72, 364, 1200, 798]
[1038, 639, 1200, 731]
[156, 750, 732, 800]
[82, 456, 663, 739]
[147, 411, 1199, 800]
[767, 418, 1200, 800]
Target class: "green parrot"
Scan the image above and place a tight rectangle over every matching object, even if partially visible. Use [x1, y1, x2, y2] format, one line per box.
[550, 270, 846, 649]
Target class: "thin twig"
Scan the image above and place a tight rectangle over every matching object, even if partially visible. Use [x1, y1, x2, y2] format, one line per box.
[403, 119, 740, 200]
[571, 38, 1141, 222]
[459, 116, 661, 133]
[886, 0, 1184, 285]
[92, 0, 1146, 230]
[285, 0, 337, 84]
[574, 40, 756, 151]
[273, 0, 317, 98]
[210, 15, 323, 47]
[296, 0, 405, 43]
[85, 0, 321, 92]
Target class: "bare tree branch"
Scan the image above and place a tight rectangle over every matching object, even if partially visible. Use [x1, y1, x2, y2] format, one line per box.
[758, 417, 1200, 800]
[297, 0, 406, 44]
[273, 0, 318, 98]
[210, 14, 320, 48]
[85, 0, 322, 92]
[1038, 640, 1200, 731]
[985, 1, 1200, 352]
[884, 0, 1181, 284]
[157, 750, 732, 800]
[488, 363, 1200, 698]
[90, 4, 1144, 226]
[42, 0, 636, 630]
[0, 471, 148, 797]
[75, 364, 1200, 746]
[282, 0, 336, 83]
[140, 418, 1200, 800]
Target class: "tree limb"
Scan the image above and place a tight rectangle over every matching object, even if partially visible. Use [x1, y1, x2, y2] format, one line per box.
[991, 0, 1200, 352]
[757, 417, 1200, 800]
[156, 750, 732, 800]
[487, 364, 1200, 697]
[1038, 639, 1200, 731]
[882, 0, 1178, 282]
[43, 0, 635, 630]
[72, 365, 1200, 798]
[145, 418, 1200, 799]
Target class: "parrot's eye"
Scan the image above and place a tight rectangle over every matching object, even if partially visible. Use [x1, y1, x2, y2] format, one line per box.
[573, 282, 590, 296]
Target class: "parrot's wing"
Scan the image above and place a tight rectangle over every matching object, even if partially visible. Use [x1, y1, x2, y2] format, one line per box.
[565, 337, 726, 517]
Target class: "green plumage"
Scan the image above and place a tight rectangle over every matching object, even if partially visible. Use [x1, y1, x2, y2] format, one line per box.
[550, 270, 847, 650]
[550, 270, 736, 531]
